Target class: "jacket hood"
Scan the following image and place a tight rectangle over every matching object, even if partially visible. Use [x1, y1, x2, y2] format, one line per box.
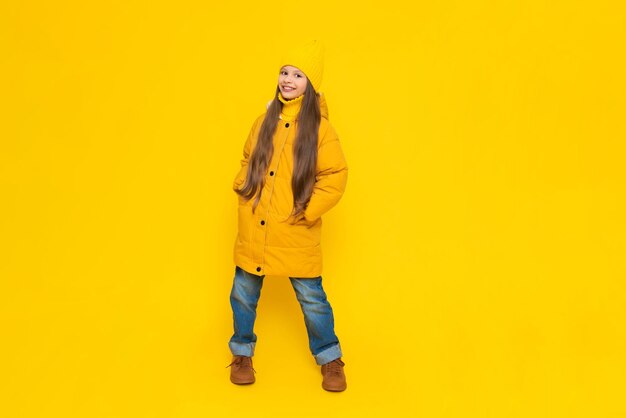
[266, 92, 329, 120]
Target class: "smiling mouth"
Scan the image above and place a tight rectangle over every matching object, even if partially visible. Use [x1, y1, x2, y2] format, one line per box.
[282, 86, 295, 91]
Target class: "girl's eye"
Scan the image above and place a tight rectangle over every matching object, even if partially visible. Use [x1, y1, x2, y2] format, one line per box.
[280, 71, 302, 77]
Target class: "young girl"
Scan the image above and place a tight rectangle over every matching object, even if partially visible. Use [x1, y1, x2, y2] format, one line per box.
[226, 39, 348, 392]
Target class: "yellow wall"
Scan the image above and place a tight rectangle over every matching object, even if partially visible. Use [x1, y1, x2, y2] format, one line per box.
[1, 1, 625, 417]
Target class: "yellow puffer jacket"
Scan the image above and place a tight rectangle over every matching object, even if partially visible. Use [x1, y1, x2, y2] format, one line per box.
[232, 94, 348, 278]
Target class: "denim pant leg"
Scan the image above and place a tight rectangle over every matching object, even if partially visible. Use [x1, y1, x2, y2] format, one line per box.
[229, 266, 265, 357]
[289, 276, 343, 365]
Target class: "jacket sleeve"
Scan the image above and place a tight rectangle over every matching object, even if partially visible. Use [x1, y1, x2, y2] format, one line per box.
[233, 116, 261, 192]
[303, 125, 348, 222]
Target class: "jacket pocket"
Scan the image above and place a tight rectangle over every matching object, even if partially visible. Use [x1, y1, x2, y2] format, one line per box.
[237, 204, 253, 244]
[267, 211, 321, 248]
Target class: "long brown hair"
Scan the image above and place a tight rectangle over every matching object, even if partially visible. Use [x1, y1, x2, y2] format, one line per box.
[236, 81, 321, 220]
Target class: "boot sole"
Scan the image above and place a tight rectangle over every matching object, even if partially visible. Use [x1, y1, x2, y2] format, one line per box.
[230, 376, 255, 385]
[322, 383, 347, 392]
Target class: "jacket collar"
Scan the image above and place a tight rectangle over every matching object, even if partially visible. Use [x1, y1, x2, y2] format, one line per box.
[266, 92, 329, 120]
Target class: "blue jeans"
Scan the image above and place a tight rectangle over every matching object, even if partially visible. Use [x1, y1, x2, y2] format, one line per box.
[228, 265, 342, 366]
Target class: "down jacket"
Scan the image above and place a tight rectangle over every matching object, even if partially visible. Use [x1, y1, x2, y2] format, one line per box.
[232, 95, 348, 278]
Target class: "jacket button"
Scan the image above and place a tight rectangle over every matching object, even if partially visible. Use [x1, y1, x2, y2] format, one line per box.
[285, 122, 290, 127]
[256, 267, 261, 272]
[269, 171, 274, 176]
[260, 220, 265, 225]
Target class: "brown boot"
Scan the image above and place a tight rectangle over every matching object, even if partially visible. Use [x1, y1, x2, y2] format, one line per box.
[321, 358, 347, 392]
[227, 355, 256, 385]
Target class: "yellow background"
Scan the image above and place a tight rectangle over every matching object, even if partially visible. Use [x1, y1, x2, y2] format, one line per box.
[1, 1, 625, 417]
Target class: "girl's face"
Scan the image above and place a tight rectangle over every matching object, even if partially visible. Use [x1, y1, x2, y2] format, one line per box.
[278, 65, 308, 99]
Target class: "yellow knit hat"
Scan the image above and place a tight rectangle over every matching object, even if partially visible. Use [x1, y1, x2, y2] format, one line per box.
[279, 39, 325, 92]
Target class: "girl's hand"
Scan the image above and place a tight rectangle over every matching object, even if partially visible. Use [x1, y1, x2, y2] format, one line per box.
[290, 213, 314, 227]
